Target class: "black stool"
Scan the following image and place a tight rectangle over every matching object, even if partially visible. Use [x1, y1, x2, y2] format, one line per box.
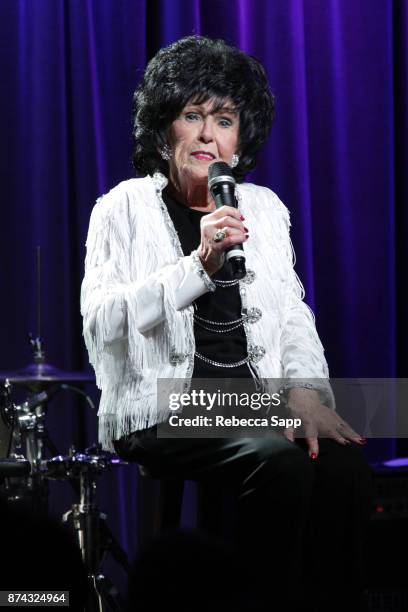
[140, 468, 224, 537]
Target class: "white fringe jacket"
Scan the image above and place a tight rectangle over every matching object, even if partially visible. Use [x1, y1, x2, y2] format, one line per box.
[81, 173, 334, 450]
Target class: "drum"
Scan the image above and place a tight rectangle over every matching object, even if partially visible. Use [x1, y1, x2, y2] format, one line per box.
[44, 452, 127, 480]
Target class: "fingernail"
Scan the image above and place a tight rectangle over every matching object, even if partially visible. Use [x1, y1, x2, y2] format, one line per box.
[240, 215, 245, 220]
[310, 453, 317, 460]
[358, 438, 367, 445]
[245, 234, 249, 239]
[243, 226, 249, 232]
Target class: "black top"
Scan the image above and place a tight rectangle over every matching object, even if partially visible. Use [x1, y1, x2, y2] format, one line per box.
[162, 188, 250, 378]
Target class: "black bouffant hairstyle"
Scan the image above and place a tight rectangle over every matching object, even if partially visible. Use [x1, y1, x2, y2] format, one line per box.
[132, 36, 275, 183]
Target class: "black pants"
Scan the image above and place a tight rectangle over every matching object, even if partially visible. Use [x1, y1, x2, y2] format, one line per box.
[115, 431, 373, 612]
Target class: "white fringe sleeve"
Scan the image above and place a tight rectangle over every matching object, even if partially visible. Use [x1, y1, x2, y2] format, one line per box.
[80, 194, 213, 389]
[278, 209, 335, 410]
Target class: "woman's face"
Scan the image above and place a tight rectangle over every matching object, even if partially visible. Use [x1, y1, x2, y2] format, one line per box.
[167, 98, 240, 190]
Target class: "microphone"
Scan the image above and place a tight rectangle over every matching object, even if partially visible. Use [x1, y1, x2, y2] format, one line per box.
[208, 161, 247, 280]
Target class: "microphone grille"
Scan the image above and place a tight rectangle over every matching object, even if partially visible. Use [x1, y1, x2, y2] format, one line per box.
[208, 161, 234, 182]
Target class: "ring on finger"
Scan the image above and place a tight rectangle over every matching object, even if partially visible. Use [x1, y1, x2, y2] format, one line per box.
[213, 228, 227, 243]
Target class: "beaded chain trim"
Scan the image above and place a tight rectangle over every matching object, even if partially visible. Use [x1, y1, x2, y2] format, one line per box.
[195, 314, 244, 326]
[195, 353, 250, 368]
[213, 269, 255, 287]
[195, 344, 266, 368]
[191, 250, 216, 293]
[213, 278, 239, 287]
[194, 320, 245, 334]
[151, 173, 265, 372]
[193, 307, 262, 334]
[192, 256, 263, 366]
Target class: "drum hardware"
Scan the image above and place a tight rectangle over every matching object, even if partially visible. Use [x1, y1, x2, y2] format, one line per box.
[0, 382, 52, 510]
[1, 251, 128, 607]
[12, 382, 94, 465]
[0, 250, 95, 392]
[1, 382, 30, 482]
[0, 329, 95, 509]
[0, 367, 96, 512]
[0, 336, 95, 390]
[1, 380, 16, 458]
[1, 248, 121, 606]
[0, 249, 91, 389]
[43, 446, 129, 612]
[1, 379, 130, 611]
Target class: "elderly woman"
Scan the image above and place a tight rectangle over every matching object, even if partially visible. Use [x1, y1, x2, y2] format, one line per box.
[81, 37, 372, 612]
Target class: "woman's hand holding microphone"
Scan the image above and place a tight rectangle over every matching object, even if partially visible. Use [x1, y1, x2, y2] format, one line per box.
[197, 205, 248, 276]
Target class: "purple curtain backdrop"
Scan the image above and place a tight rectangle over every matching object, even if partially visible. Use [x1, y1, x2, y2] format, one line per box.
[1, 0, 407, 579]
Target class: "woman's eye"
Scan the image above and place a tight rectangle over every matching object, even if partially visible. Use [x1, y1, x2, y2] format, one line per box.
[219, 118, 232, 127]
[185, 112, 200, 121]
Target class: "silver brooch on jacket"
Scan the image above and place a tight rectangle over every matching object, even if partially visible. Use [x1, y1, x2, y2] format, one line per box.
[241, 269, 256, 284]
[244, 307, 262, 324]
[248, 345, 266, 363]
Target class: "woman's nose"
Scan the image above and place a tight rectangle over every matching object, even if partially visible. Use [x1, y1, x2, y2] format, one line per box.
[199, 117, 214, 143]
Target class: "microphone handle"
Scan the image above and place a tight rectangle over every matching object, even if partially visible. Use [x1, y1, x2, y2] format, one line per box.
[212, 183, 235, 209]
[212, 184, 246, 280]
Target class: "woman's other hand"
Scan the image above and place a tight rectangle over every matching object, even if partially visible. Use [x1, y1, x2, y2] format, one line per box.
[283, 387, 367, 458]
[197, 205, 248, 276]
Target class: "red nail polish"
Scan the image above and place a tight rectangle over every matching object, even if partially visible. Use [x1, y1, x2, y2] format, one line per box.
[244, 226, 249, 232]
[310, 453, 317, 460]
[358, 438, 367, 445]
[240, 215, 245, 220]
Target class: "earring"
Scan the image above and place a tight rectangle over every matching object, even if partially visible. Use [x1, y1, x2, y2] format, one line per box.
[231, 154, 240, 168]
[160, 144, 172, 161]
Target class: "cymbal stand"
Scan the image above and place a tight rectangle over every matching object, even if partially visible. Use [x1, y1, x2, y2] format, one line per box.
[61, 449, 128, 612]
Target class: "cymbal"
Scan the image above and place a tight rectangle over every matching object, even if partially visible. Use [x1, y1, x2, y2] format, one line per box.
[0, 362, 95, 388]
